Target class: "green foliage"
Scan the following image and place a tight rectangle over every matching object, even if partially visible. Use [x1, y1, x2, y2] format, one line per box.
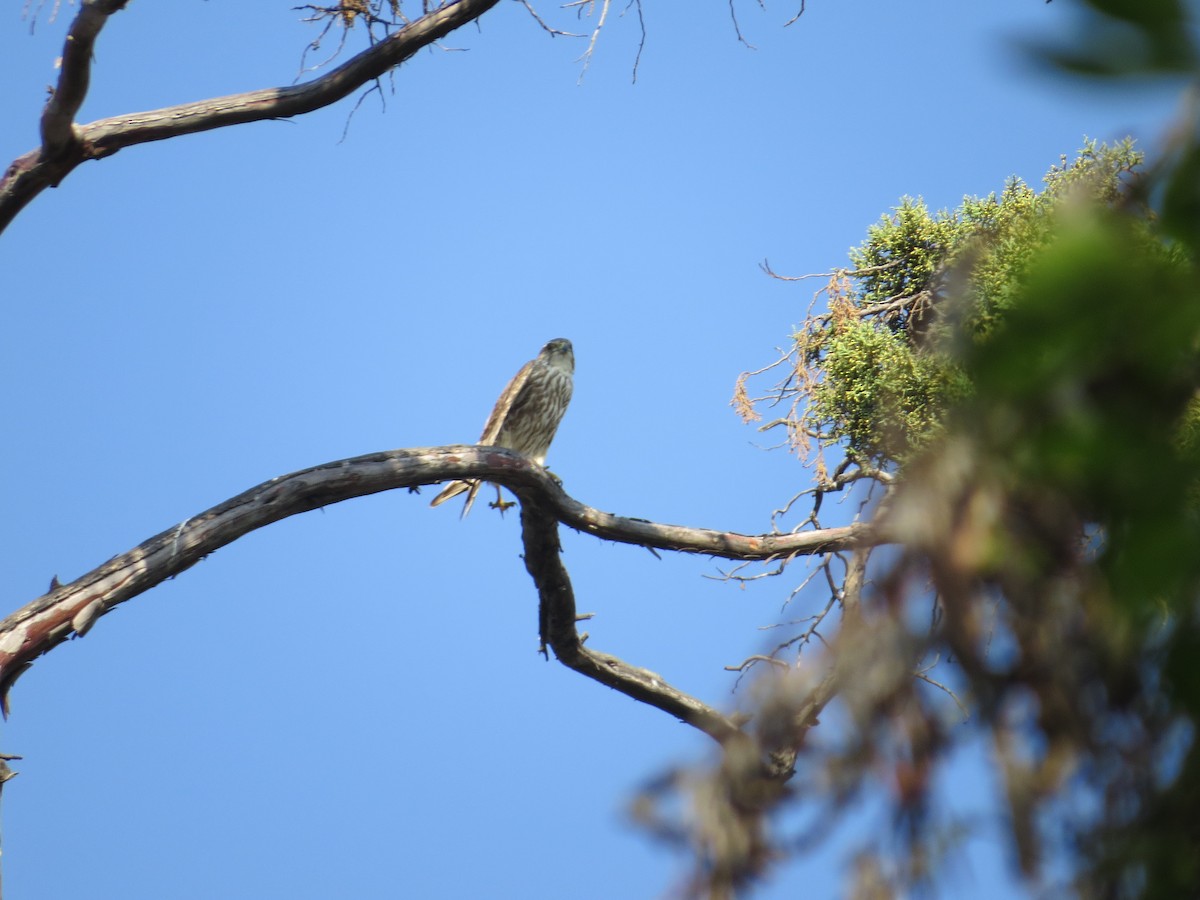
[811, 319, 968, 462]
[967, 138, 1145, 334]
[802, 139, 1148, 465]
[786, 143, 1200, 895]
[924, 197, 1200, 900]
[849, 198, 965, 307]
[964, 208, 1200, 601]
[823, 83, 1200, 900]
[733, 3, 1200, 897]
[1032, 0, 1196, 76]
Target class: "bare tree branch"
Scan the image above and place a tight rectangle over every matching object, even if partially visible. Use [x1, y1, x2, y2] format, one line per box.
[518, 0, 584, 38]
[566, 0, 611, 79]
[39, 0, 131, 154]
[782, 0, 806, 28]
[759, 258, 904, 283]
[0, 444, 883, 718]
[728, 0, 758, 50]
[520, 499, 743, 745]
[0, 0, 503, 234]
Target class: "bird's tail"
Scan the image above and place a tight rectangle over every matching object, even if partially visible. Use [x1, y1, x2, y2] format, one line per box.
[430, 479, 482, 518]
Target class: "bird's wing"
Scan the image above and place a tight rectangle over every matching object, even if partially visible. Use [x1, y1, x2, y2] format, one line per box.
[477, 358, 536, 445]
[431, 357, 536, 516]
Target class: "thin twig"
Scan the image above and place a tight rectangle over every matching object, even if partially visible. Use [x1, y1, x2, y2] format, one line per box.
[760, 258, 905, 283]
[782, 0, 806, 28]
[915, 670, 970, 721]
[568, 0, 611, 80]
[519, 0, 584, 37]
[728, 0, 756, 49]
[628, 0, 646, 83]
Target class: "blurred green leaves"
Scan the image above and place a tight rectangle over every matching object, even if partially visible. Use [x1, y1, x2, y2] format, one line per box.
[1033, 0, 1196, 76]
[731, 3, 1200, 894]
[960, 207, 1200, 605]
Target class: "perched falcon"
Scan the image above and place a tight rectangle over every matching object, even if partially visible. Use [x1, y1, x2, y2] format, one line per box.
[431, 338, 574, 517]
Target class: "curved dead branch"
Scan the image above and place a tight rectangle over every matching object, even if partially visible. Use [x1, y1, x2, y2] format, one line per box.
[520, 499, 743, 744]
[0, 444, 882, 730]
[1, 0, 502, 234]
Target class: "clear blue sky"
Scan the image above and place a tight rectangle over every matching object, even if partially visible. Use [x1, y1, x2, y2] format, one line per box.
[0, 2, 1184, 897]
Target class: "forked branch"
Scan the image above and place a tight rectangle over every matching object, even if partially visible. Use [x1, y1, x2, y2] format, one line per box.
[39, 0, 131, 154]
[520, 499, 742, 744]
[0, 445, 883, 733]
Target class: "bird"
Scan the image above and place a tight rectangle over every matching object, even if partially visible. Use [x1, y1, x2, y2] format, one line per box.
[431, 338, 574, 517]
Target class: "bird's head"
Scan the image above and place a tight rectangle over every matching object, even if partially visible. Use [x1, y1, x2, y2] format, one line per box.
[541, 338, 574, 373]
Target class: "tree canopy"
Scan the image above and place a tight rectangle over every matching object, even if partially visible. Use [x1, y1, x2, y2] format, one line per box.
[740, 140, 1160, 468]
[4, 1, 1200, 898]
[722, 2, 1200, 889]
